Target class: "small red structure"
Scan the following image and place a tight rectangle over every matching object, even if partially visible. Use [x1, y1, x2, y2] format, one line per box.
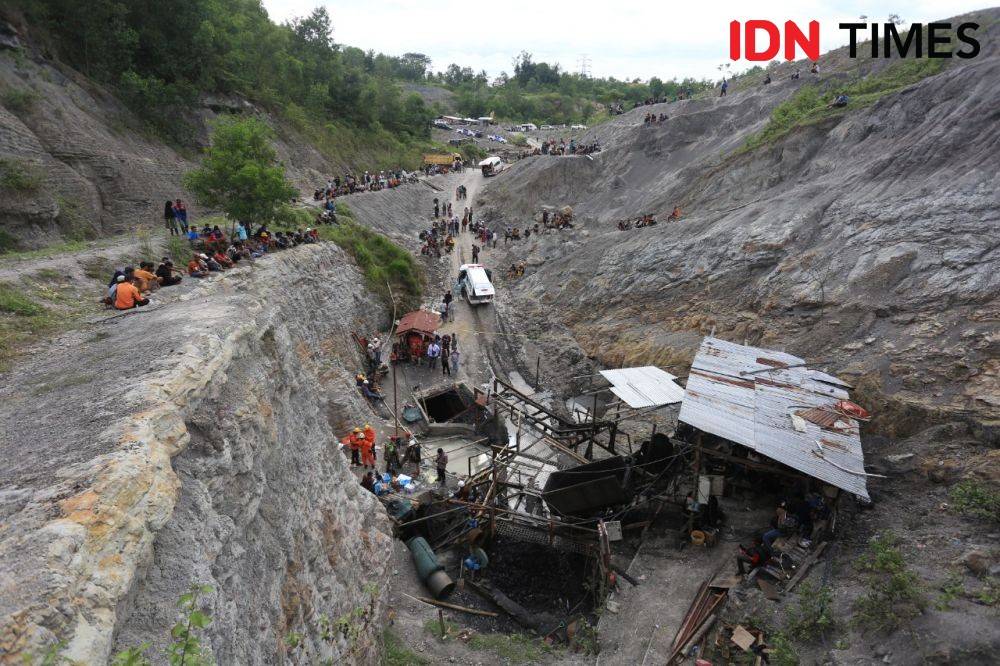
[392, 310, 439, 363]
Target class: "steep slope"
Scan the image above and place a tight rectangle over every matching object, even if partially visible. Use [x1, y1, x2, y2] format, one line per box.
[0, 23, 335, 250]
[478, 11, 1000, 434]
[0, 245, 391, 663]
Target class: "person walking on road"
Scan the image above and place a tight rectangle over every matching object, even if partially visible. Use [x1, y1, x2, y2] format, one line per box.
[449, 348, 460, 376]
[471, 244, 480, 263]
[443, 290, 454, 321]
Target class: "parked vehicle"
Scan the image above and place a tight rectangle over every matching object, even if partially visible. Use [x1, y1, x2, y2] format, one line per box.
[478, 156, 504, 176]
[571, 124, 588, 130]
[433, 119, 452, 130]
[456, 264, 495, 305]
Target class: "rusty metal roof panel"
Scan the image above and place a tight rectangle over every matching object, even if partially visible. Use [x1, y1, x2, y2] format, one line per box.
[599, 366, 685, 408]
[678, 337, 869, 499]
[396, 310, 439, 335]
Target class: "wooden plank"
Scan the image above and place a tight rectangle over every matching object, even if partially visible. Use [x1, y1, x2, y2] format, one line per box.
[783, 541, 828, 594]
[416, 596, 499, 617]
[757, 578, 780, 601]
[731, 625, 756, 651]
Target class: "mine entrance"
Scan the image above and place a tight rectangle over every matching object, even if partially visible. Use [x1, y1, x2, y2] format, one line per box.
[420, 387, 468, 422]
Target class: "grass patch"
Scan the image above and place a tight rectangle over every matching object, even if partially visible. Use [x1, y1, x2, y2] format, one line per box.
[950, 480, 1000, 523]
[422, 619, 554, 665]
[80, 256, 117, 282]
[1, 87, 39, 115]
[0, 240, 90, 261]
[0, 283, 45, 316]
[32, 268, 64, 282]
[786, 582, 837, 642]
[853, 532, 926, 634]
[164, 235, 193, 265]
[467, 632, 556, 665]
[0, 157, 44, 193]
[0, 281, 62, 372]
[318, 204, 423, 311]
[739, 57, 947, 154]
[381, 629, 430, 666]
[280, 108, 440, 171]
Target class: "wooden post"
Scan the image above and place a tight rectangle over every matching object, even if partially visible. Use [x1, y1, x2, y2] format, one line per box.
[535, 356, 541, 387]
[489, 446, 498, 541]
[438, 609, 445, 638]
[392, 361, 399, 440]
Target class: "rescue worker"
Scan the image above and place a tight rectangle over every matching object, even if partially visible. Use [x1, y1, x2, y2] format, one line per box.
[361, 424, 377, 469]
[340, 428, 363, 466]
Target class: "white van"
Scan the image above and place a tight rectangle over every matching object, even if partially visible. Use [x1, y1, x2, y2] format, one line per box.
[457, 264, 495, 305]
[478, 156, 504, 177]
[518, 123, 538, 132]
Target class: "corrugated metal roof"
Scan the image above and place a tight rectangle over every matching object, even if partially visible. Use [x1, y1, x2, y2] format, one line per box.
[396, 310, 438, 335]
[678, 337, 869, 499]
[599, 366, 685, 408]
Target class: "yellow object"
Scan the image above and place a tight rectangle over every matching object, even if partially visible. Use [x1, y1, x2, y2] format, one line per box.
[690, 530, 706, 546]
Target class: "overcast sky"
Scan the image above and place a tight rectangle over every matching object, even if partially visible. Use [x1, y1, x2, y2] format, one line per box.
[261, 0, 990, 81]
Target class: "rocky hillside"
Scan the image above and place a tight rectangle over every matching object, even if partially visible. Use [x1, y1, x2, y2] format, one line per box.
[0, 20, 356, 251]
[477, 9, 1000, 436]
[0, 244, 392, 663]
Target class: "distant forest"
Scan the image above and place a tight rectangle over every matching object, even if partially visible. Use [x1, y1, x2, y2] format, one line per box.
[430, 51, 712, 124]
[5, 1, 710, 137]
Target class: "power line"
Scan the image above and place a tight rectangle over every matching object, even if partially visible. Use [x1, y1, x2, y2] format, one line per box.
[578, 54, 591, 78]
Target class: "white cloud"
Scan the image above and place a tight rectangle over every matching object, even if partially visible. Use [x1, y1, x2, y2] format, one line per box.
[261, 0, 991, 80]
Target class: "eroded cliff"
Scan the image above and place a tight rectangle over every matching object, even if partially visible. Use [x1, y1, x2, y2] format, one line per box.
[0, 243, 391, 663]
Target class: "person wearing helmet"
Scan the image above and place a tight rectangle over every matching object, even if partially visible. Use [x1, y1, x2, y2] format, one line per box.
[350, 428, 365, 466]
[360, 424, 376, 469]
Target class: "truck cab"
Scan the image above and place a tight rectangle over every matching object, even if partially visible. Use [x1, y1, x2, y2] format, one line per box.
[456, 264, 495, 305]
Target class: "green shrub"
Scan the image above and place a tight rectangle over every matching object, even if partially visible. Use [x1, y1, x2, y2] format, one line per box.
[508, 133, 528, 146]
[0, 228, 18, 253]
[459, 142, 487, 164]
[319, 209, 422, 311]
[853, 532, 926, 633]
[381, 629, 430, 666]
[0, 158, 44, 192]
[787, 582, 837, 642]
[273, 204, 315, 230]
[740, 57, 947, 153]
[467, 632, 555, 664]
[1, 87, 39, 115]
[0, 283, 45, 316]
[950, 480, 1000, 523]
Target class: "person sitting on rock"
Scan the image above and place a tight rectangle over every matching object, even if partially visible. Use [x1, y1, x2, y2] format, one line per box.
[114, 275, 150, 311]
[187, 254, 209, 278]
[155, 259, 183, 287]
[133, 262, 159, 293]
[212, 249, 234, 269]
[668, 206, 683, 222]
[828, 93, 849, 108]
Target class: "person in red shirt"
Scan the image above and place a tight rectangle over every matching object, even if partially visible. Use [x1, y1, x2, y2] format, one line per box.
[114, 276, 149, 310]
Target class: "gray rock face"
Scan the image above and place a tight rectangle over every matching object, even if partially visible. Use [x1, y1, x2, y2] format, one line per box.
[477, 12, 1000, 431]
[0, 52, 333, 250]
[0, 244, 391, 663]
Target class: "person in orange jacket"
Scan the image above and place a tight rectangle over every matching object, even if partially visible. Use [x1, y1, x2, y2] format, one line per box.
[340, 427, 363, 466]
[361, 424, 377, 469]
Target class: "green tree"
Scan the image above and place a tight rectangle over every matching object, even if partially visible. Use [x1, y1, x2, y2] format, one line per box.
[183, 117, 296, 228]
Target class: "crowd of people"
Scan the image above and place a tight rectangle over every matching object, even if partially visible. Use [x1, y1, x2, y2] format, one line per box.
[103, 221, 321, 311]
[614, 207, 681, 231]
[313, 169, 417, 202]
[537, 138, 601, 156]
[419, 201, 500, 259]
